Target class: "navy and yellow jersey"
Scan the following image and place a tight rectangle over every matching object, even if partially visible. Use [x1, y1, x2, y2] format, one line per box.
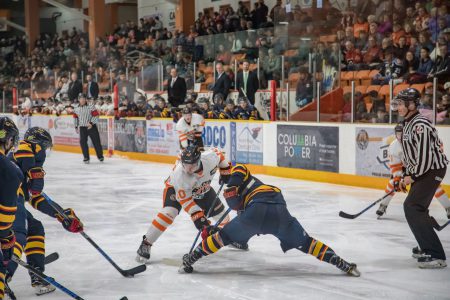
[235, 106, 260, 120]
[0, 149, 23, 238]
[228, 164, 285, 209]
[9, 141, 58, 219]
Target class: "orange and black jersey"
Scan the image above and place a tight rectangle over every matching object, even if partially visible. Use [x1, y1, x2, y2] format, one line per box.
[9, 141, 58, 218]
[228, 164, 284, 209]
[0, 149, 23, 238]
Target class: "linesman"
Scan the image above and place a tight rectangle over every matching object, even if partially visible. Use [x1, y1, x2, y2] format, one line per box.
[73, 94, 104, 163]
[392, 88, 448, 269]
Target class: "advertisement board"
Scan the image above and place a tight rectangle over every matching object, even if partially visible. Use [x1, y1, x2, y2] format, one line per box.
[30, 115, 79, 146]
[114, 119, 147, 153]
[234, 122, 264, 165]
[355, 127, 394, 178]
[202, 121, 231, 160]
[277, 125, 339, 172]
[146, 119, 179, 156]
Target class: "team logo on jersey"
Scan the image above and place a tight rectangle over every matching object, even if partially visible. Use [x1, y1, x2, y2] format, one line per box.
[192, 180, 211, 197]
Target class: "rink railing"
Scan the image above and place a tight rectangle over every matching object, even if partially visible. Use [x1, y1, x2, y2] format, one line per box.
[3, 113, 450, 190]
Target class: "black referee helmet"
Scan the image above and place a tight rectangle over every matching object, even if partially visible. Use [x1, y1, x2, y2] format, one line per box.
[391, 88, 421, 111]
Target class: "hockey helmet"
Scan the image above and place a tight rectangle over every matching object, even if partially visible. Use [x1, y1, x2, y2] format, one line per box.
[182, 107, 192, 115]
[24, 127, 53, 150]
[0, 116, 19, 152]
[391, 88, 421, 111]
[181, 145, 201, 174]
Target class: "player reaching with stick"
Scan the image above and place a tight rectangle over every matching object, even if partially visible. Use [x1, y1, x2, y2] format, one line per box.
[180, 164, 360, 276]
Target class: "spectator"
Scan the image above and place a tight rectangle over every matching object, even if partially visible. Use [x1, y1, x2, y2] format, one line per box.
[263, 48, 281, 81]
[67, 72, 82, 102]
[392, 23, 406, 45]
[394, 36, 409, 59]
[428, 42, 450, 82]
[117, 71, 135, 102]
[373, 106, 389, 123]
[362, 36, 382, 68]
[211, 62, 232, 100]
[236, 60, 259, 105]
[269, 0, 282, 22]
[343, 41, 363, 71]
[372, 49, 405, 85]
[295, 68, 313, 108]
[85, 74, 99, 100]
[354, 15, 369, 38]
[167, 68, 187, 107]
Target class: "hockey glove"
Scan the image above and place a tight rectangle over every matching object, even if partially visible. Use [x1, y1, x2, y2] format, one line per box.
[223, 186, 241, 211]
[191, 211, 210, 231]
[27, 167, 45, 195]
[393, 176, 401, 192]
[219, 163, 232, 185]
[1, 230, 16, 262]
[56, 208, 84, 233]
[201, 225, 219, 240]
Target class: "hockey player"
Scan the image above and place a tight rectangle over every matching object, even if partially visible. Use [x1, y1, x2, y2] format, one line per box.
[181, 164, 360, 277]
[175, 107, 205, 150]
[197, 98, 216, 119]
[376, 123, 450, 218]
[212, 93, 225, 117]
[235, 97, 261, 120]
[136, 146, 233, 263]
[0, 117, 21, 300]
[7, 127, 83, 295]
[219, 99, 237, 119]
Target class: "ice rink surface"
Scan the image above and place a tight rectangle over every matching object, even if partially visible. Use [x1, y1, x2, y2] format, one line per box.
[8, 151, 450, 300]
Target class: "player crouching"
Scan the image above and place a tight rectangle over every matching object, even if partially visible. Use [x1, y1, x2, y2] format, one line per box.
[136, 146, 246, 264]
[180, 164, 360, 277]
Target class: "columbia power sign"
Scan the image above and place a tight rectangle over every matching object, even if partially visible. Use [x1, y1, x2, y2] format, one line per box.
[277, 125, 339, 172]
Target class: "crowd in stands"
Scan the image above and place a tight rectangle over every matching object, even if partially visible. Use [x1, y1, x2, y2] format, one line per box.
[0, 0, 449, 124]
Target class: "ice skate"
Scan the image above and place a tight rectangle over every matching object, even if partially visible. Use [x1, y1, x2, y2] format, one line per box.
[229, 241, 249, 251]
[376, 204, 388, 218]
[136, 236, 152, 264]
[412, 246, 426, 259]
[418, 256, 447, 269]
[332, 256, 361, 277]
[30, 271, 56, 296]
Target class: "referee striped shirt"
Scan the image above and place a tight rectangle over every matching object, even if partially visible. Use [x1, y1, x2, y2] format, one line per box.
[402, 112, 448, 180]
[73, 104, 100, 128]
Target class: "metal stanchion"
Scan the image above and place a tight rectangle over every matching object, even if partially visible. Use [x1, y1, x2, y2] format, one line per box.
[213, 61, 216, 84]
[351, 81, 355, 123]
[286, 82, 290, 121]
[81, 70, 84, 85]
[234, 60, 237, 90]
[317, 82, 321, 123]
[389, 79, 394, 124]
[141, 66, 144, 90]
[109, 69, 113, 92]
[2, 90, 5, 113]
[126, 67, 129, 80]
[433, 77, 438, 125]
[257, 57, 260, 80]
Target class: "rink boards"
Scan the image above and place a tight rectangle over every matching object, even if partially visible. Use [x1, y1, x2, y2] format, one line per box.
[3, 113, 450, 189]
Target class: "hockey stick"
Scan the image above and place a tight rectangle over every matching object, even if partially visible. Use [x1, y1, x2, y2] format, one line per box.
[12, 256, 85, 300]
[188, 183, 225, 254]
[43, 194, 146, 277]
[4, 252, 59, 300]
[431, 217, 450, 231]
[339, 191, 394, 219]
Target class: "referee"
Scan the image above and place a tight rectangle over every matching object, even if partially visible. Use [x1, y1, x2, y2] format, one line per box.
[392, 88, 448, 269]
[73, 94, 104, 163]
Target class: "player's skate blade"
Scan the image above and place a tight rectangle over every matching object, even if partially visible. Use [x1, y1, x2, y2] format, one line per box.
[228, 241, 249, 251]
[418, 256, 447, 269]
[136, 236, 151, 264]
[412, 246, 426, 259]
[376, 204, 387, 219]
[345, 263, 361, 277]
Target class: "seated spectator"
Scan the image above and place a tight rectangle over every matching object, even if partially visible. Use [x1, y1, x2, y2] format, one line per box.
[394, 36, 409, 59]
[418, 92, 434, 121]
[343, 41, 362, 71]
[372, 50, 405, 85]
[436, 91, 450, 124]
[368, 22, 383, 44]
[368, 90, 386, 113]
[340, 92, 352, 122]
[355, 30, 369, 50]
[418, 32, 435, 55]
[407, 47, 433, 83]
[355, 92, 371, 122]
[391, 23, 406, 45]
[362, 36, 382, 68]
[295, 68, 313, 108]
[428, 42, 450, 82]
[378, 13, 393, 35]
[373, 106, 389, 123]
[353, 15, 369, 38]
[404, 50, 419, 73]
[235, 97, 261, 120]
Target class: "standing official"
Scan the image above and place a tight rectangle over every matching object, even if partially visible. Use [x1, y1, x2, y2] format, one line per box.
[73, 94, 104, 164]
[211, 62, 231, 100]
[67, 72, 83, 102]
[86, 74, 99, 100]
[236, 60, 259, 105]
[167, 68, 187, 107]
[392, 88, 448, 269]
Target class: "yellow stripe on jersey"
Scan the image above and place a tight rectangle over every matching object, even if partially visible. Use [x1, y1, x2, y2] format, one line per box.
[243, 185, 281, 207]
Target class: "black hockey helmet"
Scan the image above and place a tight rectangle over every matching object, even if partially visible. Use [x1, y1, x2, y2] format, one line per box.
[182, 107, 192, 115]
[391, 88, 421, 111]
[181, 145, 201, 165]
[197, 97, 209, 104]
[0, 116, 19, 150]
[24, 127, 53, 150]
[213, 93, 224, 103]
